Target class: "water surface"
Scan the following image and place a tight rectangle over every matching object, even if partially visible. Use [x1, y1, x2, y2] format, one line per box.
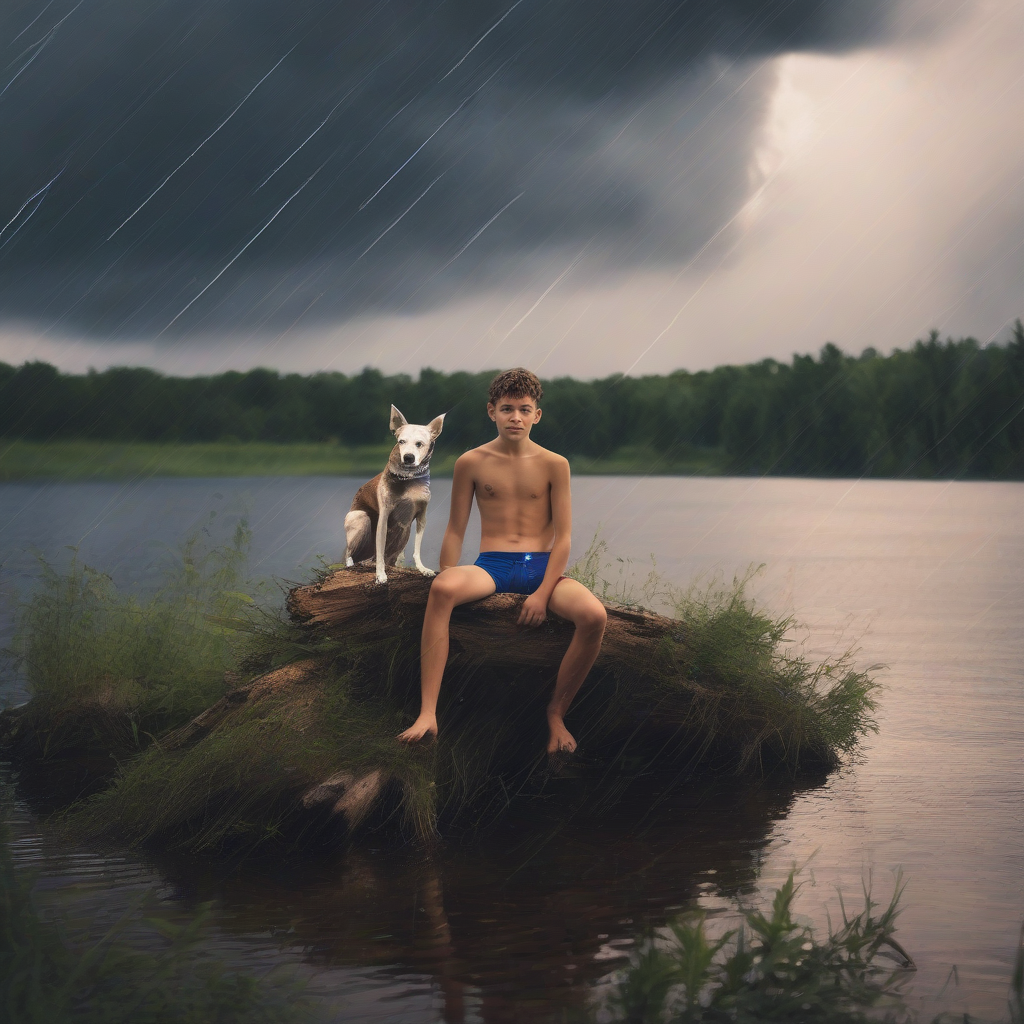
[2, 476, 1022, 1021]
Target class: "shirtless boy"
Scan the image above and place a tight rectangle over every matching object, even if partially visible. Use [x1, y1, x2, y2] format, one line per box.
[397, 367, 607, 755]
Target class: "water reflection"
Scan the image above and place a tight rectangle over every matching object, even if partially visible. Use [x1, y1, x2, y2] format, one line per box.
[148, 776, 824, 1022]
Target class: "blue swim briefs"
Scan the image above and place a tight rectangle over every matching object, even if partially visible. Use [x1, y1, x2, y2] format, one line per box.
[474, 550, 550, 595]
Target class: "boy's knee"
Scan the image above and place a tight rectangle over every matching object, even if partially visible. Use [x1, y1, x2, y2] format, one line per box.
[578, 600, 607, 634]
[428, 572, 458, 605]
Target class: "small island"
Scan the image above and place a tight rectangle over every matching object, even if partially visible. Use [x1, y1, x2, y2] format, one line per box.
[2, 562, 877, 853]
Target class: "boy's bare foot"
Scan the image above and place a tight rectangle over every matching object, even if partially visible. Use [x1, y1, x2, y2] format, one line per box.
[397, 714, 438, 744]
[546, 714, 577, 755]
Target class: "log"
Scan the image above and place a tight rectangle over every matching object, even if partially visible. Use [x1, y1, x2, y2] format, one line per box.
[301, 769, 387, 828]
[121, 659, 406, 837]
[287, 564, 681, 674]
[158, 662, 320, 753]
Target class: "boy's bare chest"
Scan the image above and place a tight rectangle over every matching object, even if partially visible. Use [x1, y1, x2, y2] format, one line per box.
[475, 465, 551, 505]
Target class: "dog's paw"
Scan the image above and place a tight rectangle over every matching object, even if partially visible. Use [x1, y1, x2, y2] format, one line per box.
[345, 556, 354, 567]
[375, 570, 388, 585]
[417, 565, 436, 577]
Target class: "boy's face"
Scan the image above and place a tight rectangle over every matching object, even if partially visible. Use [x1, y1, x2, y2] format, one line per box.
[488, 393, 541, 441]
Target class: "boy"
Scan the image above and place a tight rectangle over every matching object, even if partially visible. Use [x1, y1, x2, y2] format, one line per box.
[397, 367, 607, 755]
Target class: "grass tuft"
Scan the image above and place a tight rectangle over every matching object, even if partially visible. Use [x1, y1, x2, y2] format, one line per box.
[3, 519, 260, 764]
[65, 662, 438, 852]
[608, 869, 913, 1023]
[668, 568, 879, 771]
[607, 871, 1024, 1024]
[568, 540, 879, 774]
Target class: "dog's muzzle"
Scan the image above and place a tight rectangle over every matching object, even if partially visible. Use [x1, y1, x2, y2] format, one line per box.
[403, 453, 416, 465]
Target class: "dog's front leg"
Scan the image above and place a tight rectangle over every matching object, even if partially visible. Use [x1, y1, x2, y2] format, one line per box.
[375, 508, 390, 584]
[413, 507, 434, 576]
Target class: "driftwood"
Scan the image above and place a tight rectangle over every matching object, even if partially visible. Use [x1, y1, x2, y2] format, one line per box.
[154, 658, 396, 835]
[288, 564, 680, 672]
[301, 769, 386, 829]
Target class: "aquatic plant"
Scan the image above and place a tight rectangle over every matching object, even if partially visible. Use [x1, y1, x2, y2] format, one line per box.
[607, 870, 914, 1023]
[0, 797, 308, 1024]
[606, 872, 1024, 1024]
[2, 518, 260, 766]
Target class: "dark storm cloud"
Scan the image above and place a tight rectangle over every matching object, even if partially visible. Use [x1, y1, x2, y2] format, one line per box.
[0, 0, 924, 340]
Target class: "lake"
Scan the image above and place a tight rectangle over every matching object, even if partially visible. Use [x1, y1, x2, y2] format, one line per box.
[2, 475, 1022, 1021]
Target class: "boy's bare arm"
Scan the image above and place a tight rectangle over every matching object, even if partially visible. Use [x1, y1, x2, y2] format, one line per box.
[518, 455, 572, 626]
[439, 453, 476, 570]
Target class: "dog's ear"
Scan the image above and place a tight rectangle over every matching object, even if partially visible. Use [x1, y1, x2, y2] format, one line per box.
[427, 413, 445, 439]
[390, 405, 408, 435]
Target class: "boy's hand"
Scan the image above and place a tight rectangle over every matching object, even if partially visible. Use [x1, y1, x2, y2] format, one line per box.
[518, 592, 549, 627]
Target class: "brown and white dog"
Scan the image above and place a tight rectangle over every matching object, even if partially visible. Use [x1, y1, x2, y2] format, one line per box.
[344, 405, 445, 584]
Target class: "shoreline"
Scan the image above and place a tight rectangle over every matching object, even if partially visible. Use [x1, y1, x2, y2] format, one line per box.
[2, 439, 1021, 482]
[0, 439, 725, 481]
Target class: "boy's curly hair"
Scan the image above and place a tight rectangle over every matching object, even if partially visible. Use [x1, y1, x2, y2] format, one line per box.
[488, 367, 543, 405]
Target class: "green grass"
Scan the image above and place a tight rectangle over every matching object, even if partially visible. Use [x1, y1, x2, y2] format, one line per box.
[606, 871, 1024, 1024]
[608, 870, 912, 1024]
[66, 545, 878, 851]
[569, 542, 880, 773]
[68, 663, 439, 852]
[0, 439, 420, 480]
[2, 520, 263, 766]
[0, 439, 726, 480]
[53, 573, 877, 853]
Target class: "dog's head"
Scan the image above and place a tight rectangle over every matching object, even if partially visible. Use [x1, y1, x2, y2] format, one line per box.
[390, 405, 445, 469]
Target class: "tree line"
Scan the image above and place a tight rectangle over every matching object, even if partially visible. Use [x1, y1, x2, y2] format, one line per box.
[2, 323, 1022, 478]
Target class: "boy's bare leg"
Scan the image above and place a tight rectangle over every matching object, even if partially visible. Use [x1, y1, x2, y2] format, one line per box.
[397, 565, 496, 743]
[544, 578, 608, 754]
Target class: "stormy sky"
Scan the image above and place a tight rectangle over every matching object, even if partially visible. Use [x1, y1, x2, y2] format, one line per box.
[0, 0, 1020, 377]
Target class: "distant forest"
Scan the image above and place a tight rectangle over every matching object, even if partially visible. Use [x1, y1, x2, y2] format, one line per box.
[2, 324, 1023, 479]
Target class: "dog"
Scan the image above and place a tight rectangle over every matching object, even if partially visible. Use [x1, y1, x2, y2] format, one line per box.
[344, 405, 445, 584]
